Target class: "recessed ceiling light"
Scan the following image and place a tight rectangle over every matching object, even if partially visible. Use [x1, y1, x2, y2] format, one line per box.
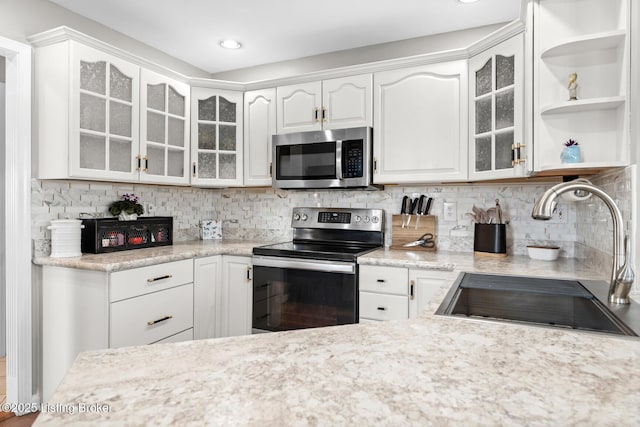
[220, 40, 242, 50]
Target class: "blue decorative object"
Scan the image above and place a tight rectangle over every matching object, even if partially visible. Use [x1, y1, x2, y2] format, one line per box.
[561, 145, 581, 163]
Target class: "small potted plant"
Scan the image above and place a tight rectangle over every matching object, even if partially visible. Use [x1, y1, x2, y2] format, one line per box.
[560, 138, 581, 163]
[109, 193, 144, 221]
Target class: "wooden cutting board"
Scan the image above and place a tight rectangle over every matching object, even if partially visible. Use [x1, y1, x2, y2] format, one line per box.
[390, 214, 437, 251]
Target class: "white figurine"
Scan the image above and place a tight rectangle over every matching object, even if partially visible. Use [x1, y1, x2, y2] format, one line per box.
[568, 72, 578, 101]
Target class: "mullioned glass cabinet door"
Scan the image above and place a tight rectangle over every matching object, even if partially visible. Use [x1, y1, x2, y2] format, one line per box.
[139, 69, 190, 185]
[190, 87, 243, 186]
[70, 43, 140, 181]
[468, 34, 525, 180]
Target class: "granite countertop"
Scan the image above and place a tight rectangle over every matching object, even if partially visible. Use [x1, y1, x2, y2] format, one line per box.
[32, 239, 281, 272]
[35, 305, 640, 425]
[34, 246, 640, 425]
[358, 248, 609, 281]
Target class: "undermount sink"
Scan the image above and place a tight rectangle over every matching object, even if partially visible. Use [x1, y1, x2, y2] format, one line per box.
[436, 273, 639, 337]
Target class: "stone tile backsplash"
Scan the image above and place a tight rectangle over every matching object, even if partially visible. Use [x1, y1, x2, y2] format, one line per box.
[32, 177, 608, 259]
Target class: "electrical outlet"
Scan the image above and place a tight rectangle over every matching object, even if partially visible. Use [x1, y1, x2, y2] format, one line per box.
[146, 203, 155, 215]
[443, 202, 456, 222]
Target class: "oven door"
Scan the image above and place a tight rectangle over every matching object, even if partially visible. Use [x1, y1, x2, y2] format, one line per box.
[252, 256, 358, 332]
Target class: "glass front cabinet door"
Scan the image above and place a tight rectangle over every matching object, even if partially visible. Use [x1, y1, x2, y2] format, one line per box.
[191, 87, 244, 186]
[468, 34, 526, 180]
[140, 69, 190, 185]
[70, 43, 140, 181]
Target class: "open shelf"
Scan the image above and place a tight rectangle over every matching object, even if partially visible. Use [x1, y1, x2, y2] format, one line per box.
[540, 96, 625, 115]
[533, 161, 628, 177]
[541, 30, 626, 59]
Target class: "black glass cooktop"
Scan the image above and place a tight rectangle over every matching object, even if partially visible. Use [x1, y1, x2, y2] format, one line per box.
[252, 241, 381, 262]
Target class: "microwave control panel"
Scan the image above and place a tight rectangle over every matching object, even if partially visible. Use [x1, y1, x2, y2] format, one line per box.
[342, 140, 364, 178]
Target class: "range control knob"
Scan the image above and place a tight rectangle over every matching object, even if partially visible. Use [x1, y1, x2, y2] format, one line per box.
[354, 215, 362, 223]
[301, 214, 309, 221]
[293, 213, 300, 221]
[371, 216, 380, 224]
[364, 216, 370, 223]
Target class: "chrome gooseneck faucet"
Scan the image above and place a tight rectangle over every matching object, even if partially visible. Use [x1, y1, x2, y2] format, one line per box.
[532, 181, 634, 304]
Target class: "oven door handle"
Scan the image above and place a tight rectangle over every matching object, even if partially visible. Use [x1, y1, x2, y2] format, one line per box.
[252, 256, 356, 274]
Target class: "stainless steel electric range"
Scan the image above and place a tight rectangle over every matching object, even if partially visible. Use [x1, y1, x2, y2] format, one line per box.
[252, 207, 384, 333]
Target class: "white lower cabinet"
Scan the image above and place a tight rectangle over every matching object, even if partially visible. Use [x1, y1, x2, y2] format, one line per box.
[42, 259, 194, 402]
[193, 255, 253, 339]
[359, 265, 457, 322]
[219, 256, 253, 337]
[194, 255, 221, 340]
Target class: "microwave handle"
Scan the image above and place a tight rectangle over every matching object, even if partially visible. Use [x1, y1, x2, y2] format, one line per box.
[336, 140, 343, 180]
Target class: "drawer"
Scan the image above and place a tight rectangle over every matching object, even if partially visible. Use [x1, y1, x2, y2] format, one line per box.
[110, 283, 193, 348]
[110, 259, 193, 302]
[359, 265, 408, 295]
[359, 291, 408, 321]
[152, 328, 193, 344]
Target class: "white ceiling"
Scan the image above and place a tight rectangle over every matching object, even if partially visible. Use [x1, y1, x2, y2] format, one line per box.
[48, 0, 521, 74]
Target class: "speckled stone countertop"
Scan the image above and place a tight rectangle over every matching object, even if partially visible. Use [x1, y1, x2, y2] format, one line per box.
[34, 245, 640, 425]
[32, 239, 280, 272]
[36, 305, 640, 425]
[358, 248, 608, 280]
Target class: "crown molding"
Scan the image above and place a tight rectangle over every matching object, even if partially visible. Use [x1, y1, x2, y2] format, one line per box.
[28, 20, 525, 92]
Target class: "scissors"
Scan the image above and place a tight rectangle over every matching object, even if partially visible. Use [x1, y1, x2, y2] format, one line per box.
[402, 233, 435, 248]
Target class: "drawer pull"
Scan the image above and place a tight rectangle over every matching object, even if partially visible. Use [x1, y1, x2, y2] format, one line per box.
[376, 279, 386, 283]
[147, 315, 173, 326]
[410, 280, 415, 300]
[147, 274, 173, 283]
[377, 307, 387, 311]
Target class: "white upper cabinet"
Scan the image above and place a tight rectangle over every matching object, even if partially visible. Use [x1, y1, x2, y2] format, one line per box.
[532, 0, 630, 175]
[276, 74, 372, 134]
[35, 40, 192, 185]
[140, 69, 190, 185]
[244, 88, 276, 187]
[373, 60, 468, 184]
[37, 41, 141, 181]
[468, 34, 526, 181]
[191, 87, 244, 187]
[321, 75, 372, 130]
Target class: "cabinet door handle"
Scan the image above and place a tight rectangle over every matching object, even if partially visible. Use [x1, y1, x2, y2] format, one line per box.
[192, 162, 197, 177]
[147, 274, 173, 283]
[377, 307, 387, 311]
[410, 280, 415, 300]
[314, 107, 319, 122]
[322, 106, 327, 122]
[135, 154, 142, 171]
[376, 279, 386, 283]
[247, 266, 252, 281]
[269, 162, 272, 177]
[147, 315, 173, 326]
[373, 157, 378, 173]
[143, 156, 149, 172]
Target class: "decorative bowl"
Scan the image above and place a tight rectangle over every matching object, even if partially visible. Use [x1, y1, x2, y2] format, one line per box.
[527, 245, 560, 261]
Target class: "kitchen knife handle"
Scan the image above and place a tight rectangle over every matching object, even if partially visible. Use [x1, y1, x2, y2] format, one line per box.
[416, 196, 424, 215]
[410, 198, 419, 214]
[400, 196, 409, 215]
[425, 197, 433, 215]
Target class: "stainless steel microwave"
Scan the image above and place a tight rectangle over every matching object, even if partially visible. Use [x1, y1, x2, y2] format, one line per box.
[272, 127, 373, 189]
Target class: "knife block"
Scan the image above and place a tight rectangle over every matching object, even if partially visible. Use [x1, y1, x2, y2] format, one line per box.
[390, 214, 437, 251]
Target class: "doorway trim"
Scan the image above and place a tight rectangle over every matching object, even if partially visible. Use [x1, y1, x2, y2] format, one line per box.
[0, 36, 34, 411]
